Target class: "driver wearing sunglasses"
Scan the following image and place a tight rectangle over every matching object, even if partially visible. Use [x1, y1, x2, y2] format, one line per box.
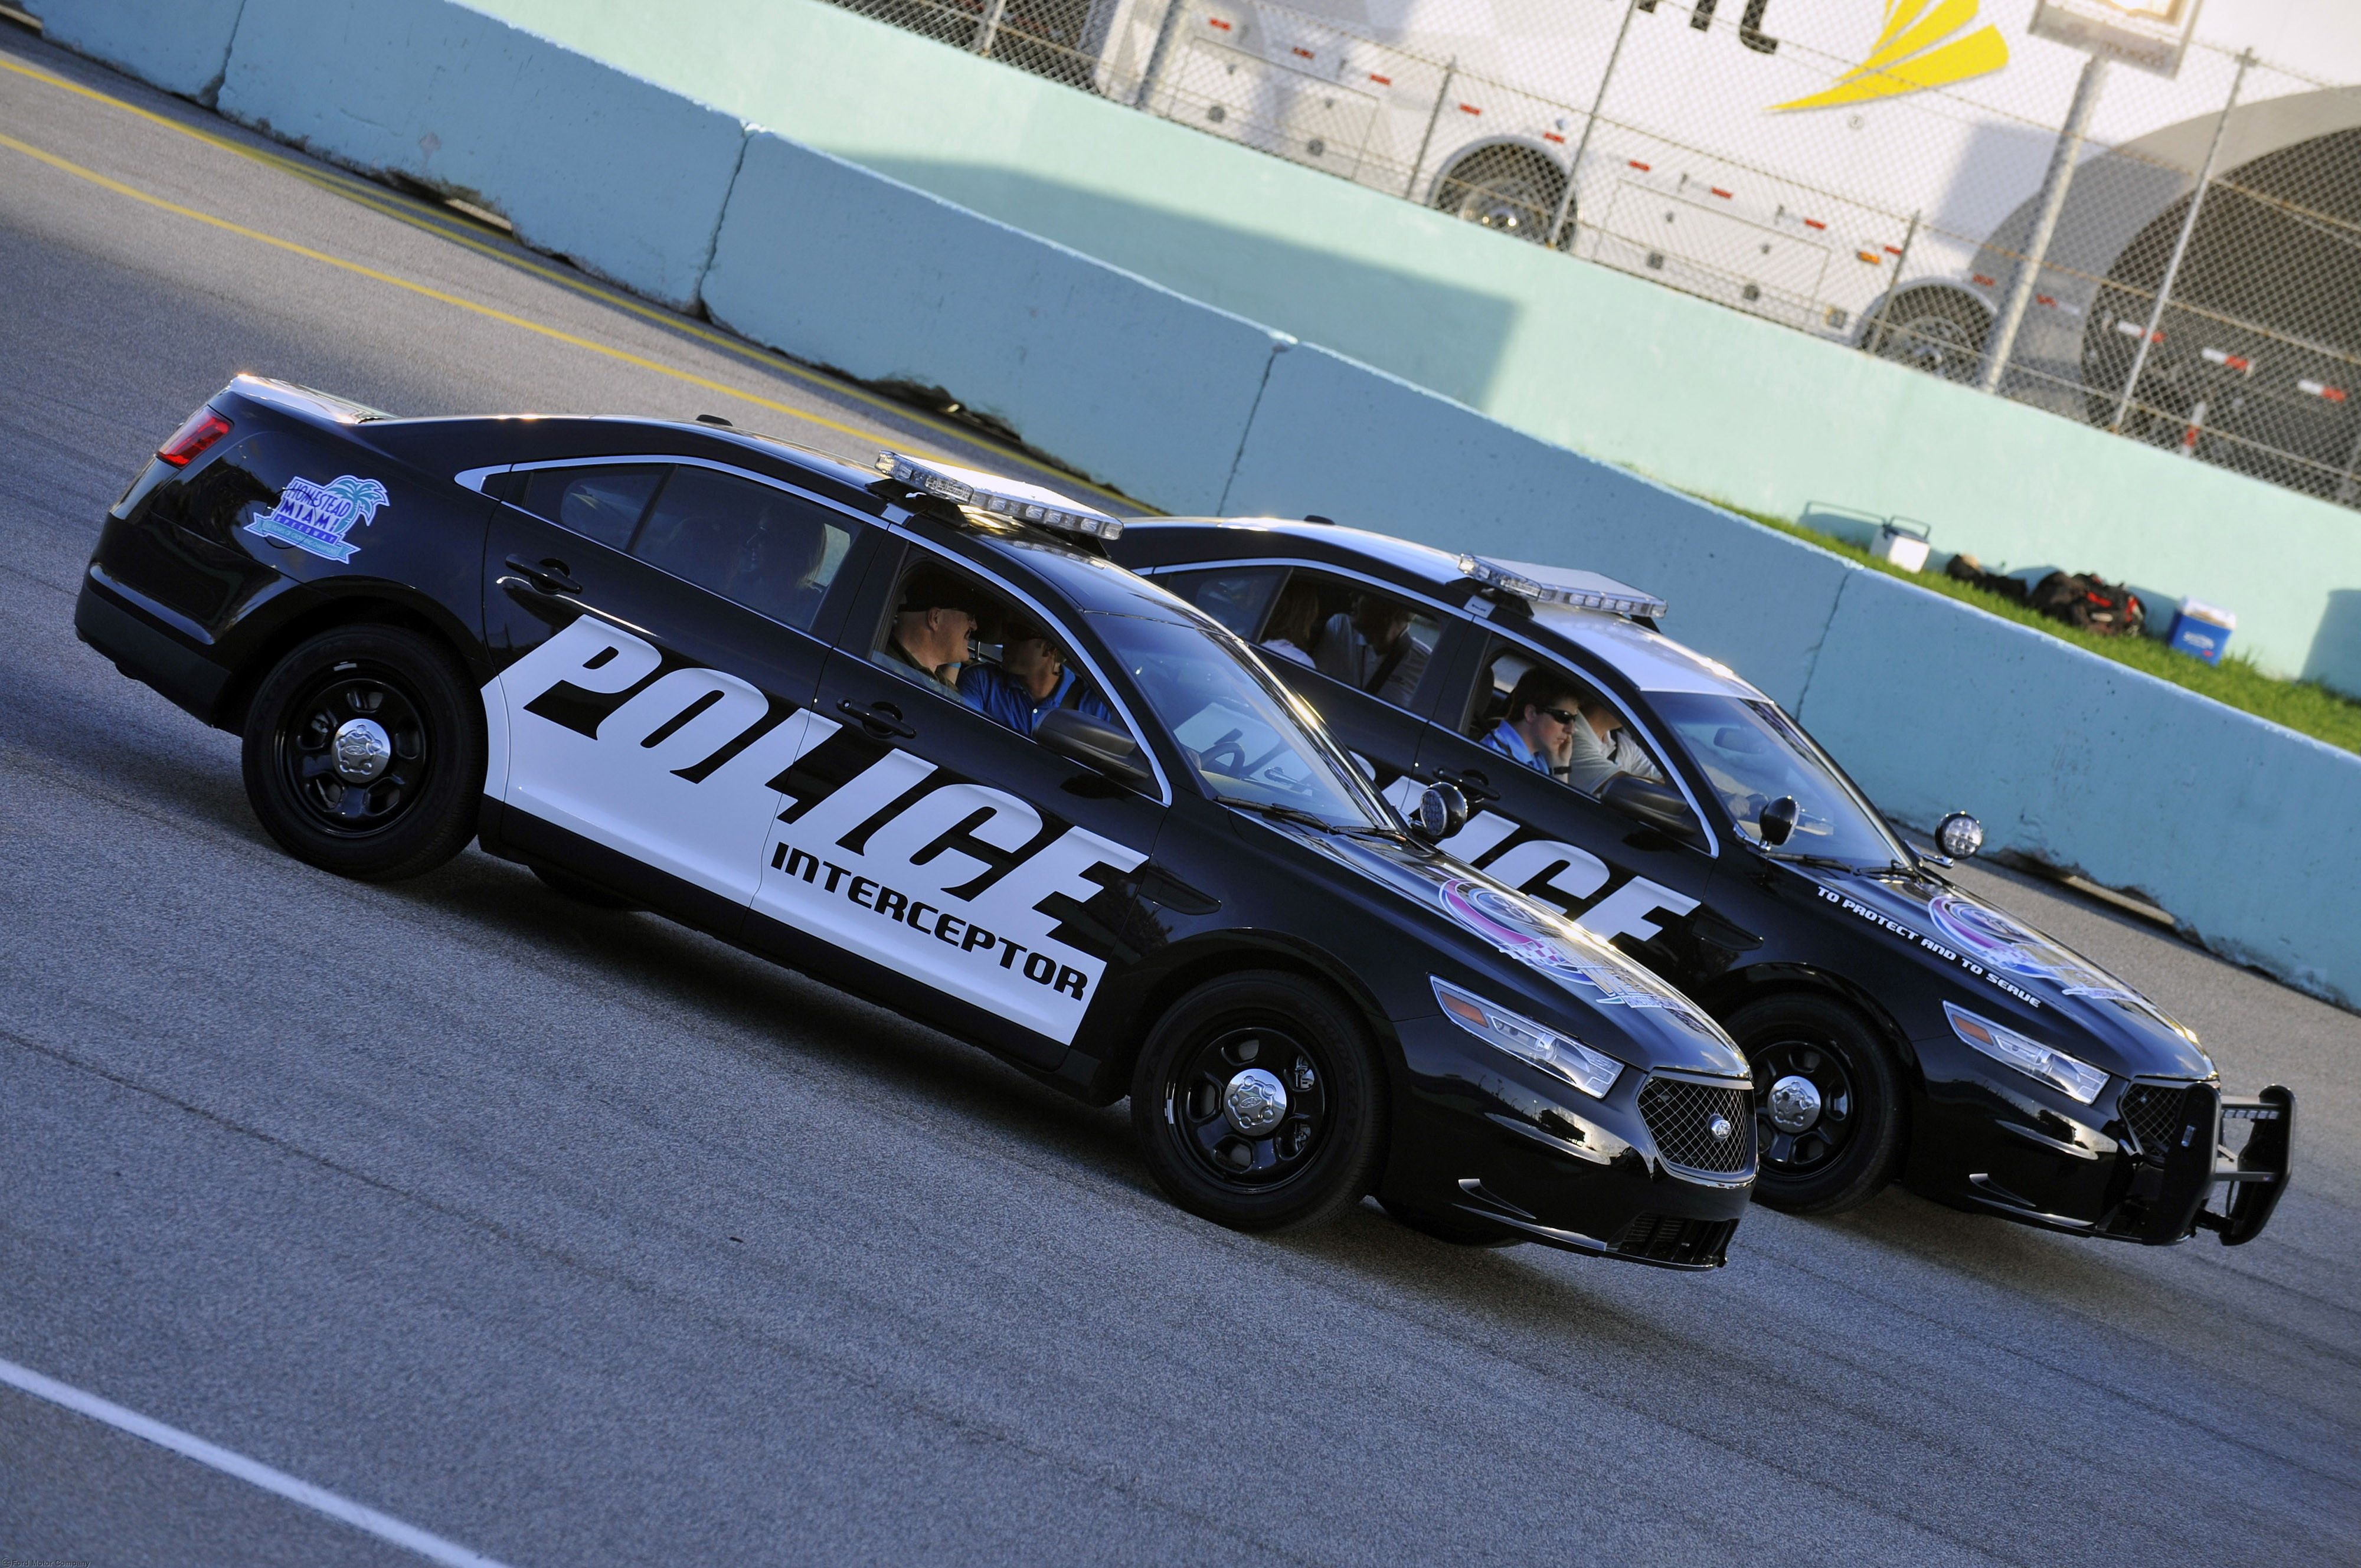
[1482, 668, 1583, 777]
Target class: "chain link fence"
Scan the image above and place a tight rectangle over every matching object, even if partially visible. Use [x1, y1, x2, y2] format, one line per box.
[823, 0, 2361, 510]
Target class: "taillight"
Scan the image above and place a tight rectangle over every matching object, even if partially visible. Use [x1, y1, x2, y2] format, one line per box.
[157, 407, 232, 468]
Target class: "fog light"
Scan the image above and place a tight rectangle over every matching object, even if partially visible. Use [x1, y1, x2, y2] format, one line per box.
[1937, 811, 1984, 859]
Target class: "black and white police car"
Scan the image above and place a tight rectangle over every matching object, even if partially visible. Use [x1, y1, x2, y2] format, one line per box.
[1111, 518, 2293, 1248]
[75, 377, 1761, 1261]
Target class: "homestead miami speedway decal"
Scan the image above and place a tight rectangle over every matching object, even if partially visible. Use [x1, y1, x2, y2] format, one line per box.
[1438, 876, 1713, 1031]
[488, 616, 1146, 1047]
[1924, 893, 2146, 1007]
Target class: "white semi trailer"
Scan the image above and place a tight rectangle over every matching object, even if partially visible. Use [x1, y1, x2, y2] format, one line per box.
[1042, 0, 2361, 487]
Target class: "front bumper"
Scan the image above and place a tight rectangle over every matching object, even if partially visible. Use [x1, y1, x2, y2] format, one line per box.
[1909, 1063, 2294, 1246]
[1382, 1016, 1756, 1269]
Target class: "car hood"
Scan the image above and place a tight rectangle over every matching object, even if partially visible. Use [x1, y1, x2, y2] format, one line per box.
[1271, 821, 1750, 1080]
[1803, 865, 2214, 1079]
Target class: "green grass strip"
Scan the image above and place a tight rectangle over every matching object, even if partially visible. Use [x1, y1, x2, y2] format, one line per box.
[1727, 508, 2361, 758]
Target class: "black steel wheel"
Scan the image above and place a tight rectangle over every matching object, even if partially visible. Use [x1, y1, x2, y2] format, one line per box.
[241, 625, 482, 881]
[1132, 972, 1386, 1232]
[1729, 993, 1904, 1215]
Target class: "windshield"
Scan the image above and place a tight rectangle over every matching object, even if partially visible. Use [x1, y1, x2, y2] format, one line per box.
[1088, 611, 1392, 829]
[1652, 693, 1909, 866]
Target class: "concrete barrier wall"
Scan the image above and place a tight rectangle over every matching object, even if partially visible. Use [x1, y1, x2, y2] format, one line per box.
[1799, 573, 2361, 1007]
[702, 134, 1287, 516]
[454, 0, 2361, 694]
[40, 0, 2361, 1007]
[25, 0, 247, 101]
[215, 0, 746, 310]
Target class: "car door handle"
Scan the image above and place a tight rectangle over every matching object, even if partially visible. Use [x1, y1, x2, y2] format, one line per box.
[1434, 768, 1500, 805]
[502, 554, 582, 595]
[837, 698, 917, 739]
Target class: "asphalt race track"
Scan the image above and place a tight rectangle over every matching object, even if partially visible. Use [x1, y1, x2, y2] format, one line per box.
[2, 32, 2356, 1568]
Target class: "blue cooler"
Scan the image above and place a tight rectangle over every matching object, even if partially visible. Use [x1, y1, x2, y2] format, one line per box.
[2166, 597, 2235, 664]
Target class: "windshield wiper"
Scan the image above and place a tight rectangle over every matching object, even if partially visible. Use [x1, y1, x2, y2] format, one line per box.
[1760, 848, 1868, 872]
[1216, 797, 1343, 833]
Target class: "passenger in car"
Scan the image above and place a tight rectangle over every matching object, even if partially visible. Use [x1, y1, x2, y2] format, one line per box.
[1313, 594, 1427, 705]
[1482, 668, 1581, 777]
[730, 509, 833, 628]
[878, 564, 981, 702]
[959, 618, 1114, 736]
[1258, 579, 1320, 667]
[1563, 696, 1667, 794]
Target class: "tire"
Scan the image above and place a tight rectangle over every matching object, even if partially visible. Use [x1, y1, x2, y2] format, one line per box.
[1731, 993, 1906, 1216]
[1861, 286, 1990, 384]
[240, 624, 483, 882]
[1131, 971, 1387, 1233]
[1376, 1196, 1524, 1249]
[1434, 148, 1569, 248]
[531, 864, 639, 909]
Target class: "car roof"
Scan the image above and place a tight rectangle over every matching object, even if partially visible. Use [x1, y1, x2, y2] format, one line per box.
[1131, 518, 1764, 700]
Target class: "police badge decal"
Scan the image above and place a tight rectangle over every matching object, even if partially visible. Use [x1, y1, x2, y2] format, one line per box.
[246, 474, 391, 561]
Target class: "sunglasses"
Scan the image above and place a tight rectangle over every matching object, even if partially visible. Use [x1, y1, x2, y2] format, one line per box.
[1539, 707, 1581, 725]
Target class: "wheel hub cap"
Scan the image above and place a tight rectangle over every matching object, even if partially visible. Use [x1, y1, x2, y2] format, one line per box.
[1767, 1074, 1823, 1134]
[331, 718, 394, 783]
[1222, 1068, 1289, 1136]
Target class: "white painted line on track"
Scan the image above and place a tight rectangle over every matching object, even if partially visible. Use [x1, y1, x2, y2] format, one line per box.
[0, 1353, 516, 1568]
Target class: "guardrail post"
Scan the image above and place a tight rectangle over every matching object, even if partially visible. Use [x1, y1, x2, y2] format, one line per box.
[1549, 0, 1640, 250]
[1978, 50, 2108, 395]
[1405, 58, 1456, 201]
[2110, 48, 2251, 433]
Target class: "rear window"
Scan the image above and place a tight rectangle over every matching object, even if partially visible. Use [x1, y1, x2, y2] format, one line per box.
[512, 464, 664, 549]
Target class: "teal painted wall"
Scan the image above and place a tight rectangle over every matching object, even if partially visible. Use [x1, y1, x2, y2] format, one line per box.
[461, 0, 2361, 692]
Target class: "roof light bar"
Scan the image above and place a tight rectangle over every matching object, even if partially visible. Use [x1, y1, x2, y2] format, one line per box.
[1458, 554, 1666, 620]
[875, 451, 1123, 541]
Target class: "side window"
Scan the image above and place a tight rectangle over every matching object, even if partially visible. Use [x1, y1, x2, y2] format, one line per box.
[633, 466, 853, 633]
[1157, 567, 1285, 641]
[512, 464, 665, 549]
[872, 553, 1125, 740]
[1462, 636, 1670, 799]
[1291, 571, 1443, 712]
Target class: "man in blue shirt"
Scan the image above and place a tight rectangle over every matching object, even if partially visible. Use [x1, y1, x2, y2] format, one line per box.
[960, 624, 1114, 736]
[1482, 669, 1581, 777]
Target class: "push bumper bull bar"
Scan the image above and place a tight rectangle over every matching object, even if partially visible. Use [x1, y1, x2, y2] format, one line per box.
[2140, 1083, 2294, 1246]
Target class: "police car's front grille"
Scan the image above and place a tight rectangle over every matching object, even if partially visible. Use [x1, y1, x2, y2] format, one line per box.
[1637, 1076, 1754, 1174]
[1611, 1213, 1739, 1268]
[2119, 1083, 2192, 1166]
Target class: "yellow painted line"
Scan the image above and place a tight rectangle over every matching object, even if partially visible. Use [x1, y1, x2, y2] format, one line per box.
[0, 127, 951, 454]
[0, 53, 1148, 510]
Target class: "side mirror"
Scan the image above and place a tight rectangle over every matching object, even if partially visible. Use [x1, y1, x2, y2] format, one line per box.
[1407, 781, 1470, 844]
[1758, 795, 1798, 847]
[1600, 773, 1705, 849]
[1036, 709, 1152, 789]
[1936, 810, 1984, 859]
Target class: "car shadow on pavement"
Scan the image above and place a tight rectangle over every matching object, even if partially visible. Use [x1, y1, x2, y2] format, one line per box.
[378, 845, 1154, 1184]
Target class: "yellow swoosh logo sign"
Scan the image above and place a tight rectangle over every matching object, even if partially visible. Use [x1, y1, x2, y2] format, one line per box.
[1774, 0, 2009, 110]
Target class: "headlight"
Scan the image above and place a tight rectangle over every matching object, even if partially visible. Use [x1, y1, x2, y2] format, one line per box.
[1944, 1001, 2108, 1104]
[1433, 977, 1623, 1099]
